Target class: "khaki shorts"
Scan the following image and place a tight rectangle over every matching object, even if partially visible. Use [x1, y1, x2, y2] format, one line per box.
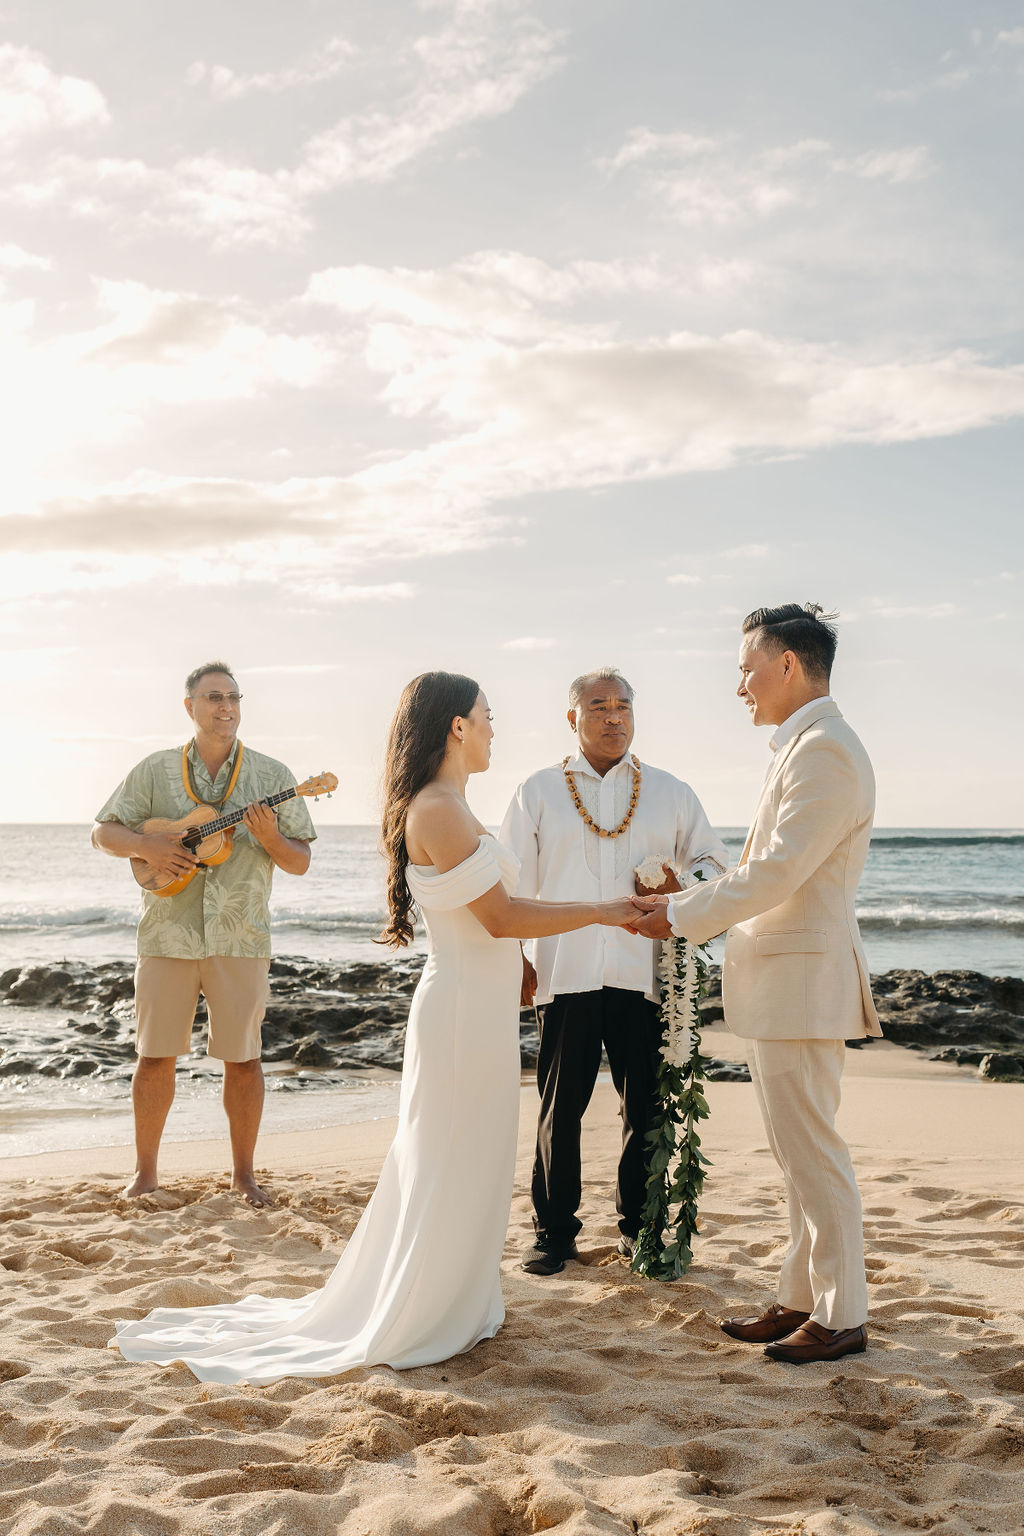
[134, 956, 271, 1062]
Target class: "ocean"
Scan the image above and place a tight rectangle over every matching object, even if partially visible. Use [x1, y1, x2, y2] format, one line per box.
[1, 824, 1022, 978]
[2, 824, 1021, 1160]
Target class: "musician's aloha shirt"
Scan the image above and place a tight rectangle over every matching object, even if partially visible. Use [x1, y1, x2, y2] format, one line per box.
[95, 741, 316, 959]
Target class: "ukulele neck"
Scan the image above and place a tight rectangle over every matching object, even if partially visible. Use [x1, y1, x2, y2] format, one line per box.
[183, 787, 297, 848]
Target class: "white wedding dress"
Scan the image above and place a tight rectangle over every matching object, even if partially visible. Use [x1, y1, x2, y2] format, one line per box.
[112, 836, 523, 1385]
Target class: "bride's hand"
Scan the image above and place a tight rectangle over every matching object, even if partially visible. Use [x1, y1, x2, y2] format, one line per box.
[600, 897, 643, 928]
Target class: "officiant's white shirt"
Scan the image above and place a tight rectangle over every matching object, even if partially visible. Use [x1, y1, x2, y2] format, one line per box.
[501, 751, 727, 1006]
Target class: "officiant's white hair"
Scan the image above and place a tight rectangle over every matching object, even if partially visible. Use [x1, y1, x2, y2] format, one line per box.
[568, 668, 634, 711]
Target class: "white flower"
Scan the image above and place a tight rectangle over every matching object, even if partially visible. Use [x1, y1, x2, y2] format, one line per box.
[657, 931, 702, 1070]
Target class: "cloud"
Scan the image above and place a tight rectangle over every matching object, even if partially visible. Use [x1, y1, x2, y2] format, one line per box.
[0, 243, 53, 272]
[0, 471, 509, 603]
[597, 127, 717, 174]
[305, 249, 664, 340]
[151, 157, 313, 248]
[245, 664, 347, 675]
[324, 260, 1024, 505]
[876, 68, 973, 103]
[599, 126, 802, 226]
[304, 581, 419, 603]
[186, 37, 355, 99]
[0, 278, 341, 499]
[0, 44, 109, 149]
[4, 4, 564, 248]
[0, 477, 341, 555]
[996, 28, 1024, 47]
[7, 152, 314, 248]
[833, 147, 932, 183]
[295, 6, 563, 192]
[78, 279, 335, 398]
[9, 246, 1024, 604]
[602, 128, 933, 225]
[721, 543, 769, 560]
[667, 573, 702, 585]
[502, 635, 554, 650]
[871, 602, 961, 619]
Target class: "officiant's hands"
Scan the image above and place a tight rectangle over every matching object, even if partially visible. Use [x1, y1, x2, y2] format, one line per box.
[520, 950, 538, 1007]
[634, 861, 682, 897]
[628, 893, 675, 941]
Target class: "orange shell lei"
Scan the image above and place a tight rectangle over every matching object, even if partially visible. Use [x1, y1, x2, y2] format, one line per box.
[562, 754, 642, 838]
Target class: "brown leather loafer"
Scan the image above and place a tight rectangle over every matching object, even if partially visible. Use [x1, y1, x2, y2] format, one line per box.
[720, 1302, 811, 1343]
[764, 1319, 868, 1364]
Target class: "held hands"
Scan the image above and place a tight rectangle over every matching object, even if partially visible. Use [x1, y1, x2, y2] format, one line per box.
[628, 892, 675, 941]
[600, 896, 644, 928]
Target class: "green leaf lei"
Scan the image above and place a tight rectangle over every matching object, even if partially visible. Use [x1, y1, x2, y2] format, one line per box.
[631, 873, 713, 1282]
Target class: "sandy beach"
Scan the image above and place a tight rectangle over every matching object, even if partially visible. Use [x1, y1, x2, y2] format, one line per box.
[1, 1038, 1022, 1536]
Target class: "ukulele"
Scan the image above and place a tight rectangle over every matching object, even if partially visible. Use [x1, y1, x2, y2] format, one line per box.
[130, 771, 338, 897]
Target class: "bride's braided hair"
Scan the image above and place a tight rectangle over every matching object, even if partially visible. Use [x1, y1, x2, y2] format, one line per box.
[376, 671, 480, 949]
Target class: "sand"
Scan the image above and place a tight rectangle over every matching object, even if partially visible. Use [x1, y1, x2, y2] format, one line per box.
[1, 1040, 1022, 1536]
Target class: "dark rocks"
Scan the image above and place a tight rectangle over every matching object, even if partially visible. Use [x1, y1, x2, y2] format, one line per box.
[871, 968, 1024, 1057]
[291, 1035, 335, 1068]
[0, 1056, 35, 1076]
[703, 1058, 751, 1082]
[4, 966, 75, 1005]
[71, 1018, 104, 1036]
[929, 1045, 988, 1066]
[991, 976, 1024, 1013]
[978, 1052, 1024, 1082]
[61, 1058, 99, 1077]
[3, 957, 1022, 1086]
[518, 1017, 540, 1068]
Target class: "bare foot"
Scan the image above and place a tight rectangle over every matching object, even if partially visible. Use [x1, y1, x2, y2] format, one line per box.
[232, 1174, 275, 1209]
[122, 1171, 159, 1198]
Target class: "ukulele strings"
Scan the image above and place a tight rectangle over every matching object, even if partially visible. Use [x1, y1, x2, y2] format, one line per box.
[181, 786, 298, 850]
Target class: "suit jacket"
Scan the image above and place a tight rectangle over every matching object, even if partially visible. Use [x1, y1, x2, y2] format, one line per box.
[667, 700, 881, 1041]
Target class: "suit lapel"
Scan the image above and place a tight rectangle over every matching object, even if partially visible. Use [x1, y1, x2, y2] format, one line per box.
[739, 700, 841, 865]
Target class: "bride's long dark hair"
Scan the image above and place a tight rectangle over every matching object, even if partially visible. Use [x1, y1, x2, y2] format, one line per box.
[376, 670, 480, 949]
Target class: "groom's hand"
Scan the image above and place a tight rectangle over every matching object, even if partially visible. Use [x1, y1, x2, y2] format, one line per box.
[629, 892, 674, 940]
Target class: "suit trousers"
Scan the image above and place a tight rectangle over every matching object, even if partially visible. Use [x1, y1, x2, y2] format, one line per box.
[747, 1037, 869, 1330]
[531, 987, 663, 1243]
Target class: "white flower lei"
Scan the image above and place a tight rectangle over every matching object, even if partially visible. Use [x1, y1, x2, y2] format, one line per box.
[631, 854, 712, 1280]
[634, 856, 702, 1070]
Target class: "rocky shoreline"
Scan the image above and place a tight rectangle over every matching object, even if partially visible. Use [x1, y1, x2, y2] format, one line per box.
[1, 959, 1023, 1086]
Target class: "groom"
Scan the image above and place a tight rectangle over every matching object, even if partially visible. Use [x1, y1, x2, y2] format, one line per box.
[631, 604, 880, 1365]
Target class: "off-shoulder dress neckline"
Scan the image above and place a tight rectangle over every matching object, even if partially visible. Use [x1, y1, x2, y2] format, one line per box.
[408, 831, 493, 874]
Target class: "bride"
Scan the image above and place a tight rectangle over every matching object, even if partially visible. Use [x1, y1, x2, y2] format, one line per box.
[112, 671, 637, 1384]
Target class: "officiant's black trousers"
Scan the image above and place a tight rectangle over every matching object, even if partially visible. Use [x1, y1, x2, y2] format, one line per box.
[531, 986, 663, 1243]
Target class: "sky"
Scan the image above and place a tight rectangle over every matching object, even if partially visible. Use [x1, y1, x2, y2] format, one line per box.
[3, 0, 1022, 829]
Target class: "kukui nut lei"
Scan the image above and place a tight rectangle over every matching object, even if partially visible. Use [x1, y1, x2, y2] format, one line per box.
[562, 755, 642, 839]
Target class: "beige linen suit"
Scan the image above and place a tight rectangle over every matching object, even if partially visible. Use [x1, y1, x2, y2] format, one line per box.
[668, 700, 879, 1329]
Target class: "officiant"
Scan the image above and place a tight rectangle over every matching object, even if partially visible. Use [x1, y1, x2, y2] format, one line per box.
[500, 668, 727, 1276]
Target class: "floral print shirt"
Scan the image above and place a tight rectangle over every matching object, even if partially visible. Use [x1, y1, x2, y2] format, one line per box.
[96, 740, 316, 958]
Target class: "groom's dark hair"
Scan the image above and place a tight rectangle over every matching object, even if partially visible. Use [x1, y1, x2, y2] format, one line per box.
[742, 603, 839, 683]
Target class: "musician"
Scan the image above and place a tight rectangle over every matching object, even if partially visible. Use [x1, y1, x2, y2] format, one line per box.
[91, 662, 315, 1206]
